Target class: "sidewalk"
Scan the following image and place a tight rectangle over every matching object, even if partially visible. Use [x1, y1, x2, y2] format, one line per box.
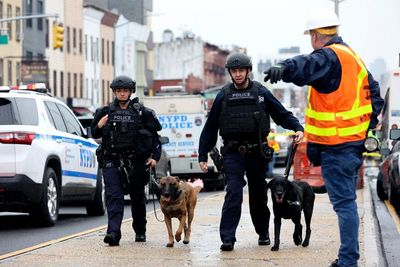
[1, 180, 381, 267]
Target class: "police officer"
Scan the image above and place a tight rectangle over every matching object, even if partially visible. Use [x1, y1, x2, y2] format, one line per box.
[198, 52, 304, 251]
[91, 75, 162, 246]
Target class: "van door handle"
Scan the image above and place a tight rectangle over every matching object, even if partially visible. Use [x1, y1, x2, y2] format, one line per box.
[78, 143, 83, 148]
[56, 139, 62, 144]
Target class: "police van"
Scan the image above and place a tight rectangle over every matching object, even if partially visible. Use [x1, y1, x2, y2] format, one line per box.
[0, 84, 105, 226]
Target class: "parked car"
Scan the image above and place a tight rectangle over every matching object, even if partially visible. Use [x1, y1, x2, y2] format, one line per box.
[0, 84, 105, 226]
[377, 128, 400, 205]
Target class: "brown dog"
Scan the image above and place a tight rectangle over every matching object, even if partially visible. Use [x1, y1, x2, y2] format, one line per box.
[159, 176, 202, 247]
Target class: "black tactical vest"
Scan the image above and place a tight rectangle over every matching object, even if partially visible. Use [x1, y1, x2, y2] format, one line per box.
[102, 103, 153, 156]
[219, 82, 269, 139]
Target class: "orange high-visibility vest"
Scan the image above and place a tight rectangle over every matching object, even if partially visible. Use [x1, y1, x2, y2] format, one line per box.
[304, 44, 372, 145]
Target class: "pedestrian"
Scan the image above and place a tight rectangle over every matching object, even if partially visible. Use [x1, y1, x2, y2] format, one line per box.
[267, 129, 280, 178]
[263, 10, 384, 267]
[91, 75, 162, 246]
[198, 52, 304, 251]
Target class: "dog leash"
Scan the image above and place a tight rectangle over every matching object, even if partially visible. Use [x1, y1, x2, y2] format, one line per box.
[283, 141, 298, 179]
[148, 167, 164, 222]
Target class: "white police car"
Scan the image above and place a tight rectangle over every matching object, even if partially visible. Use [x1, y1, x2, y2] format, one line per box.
[0, 84, 105, 226]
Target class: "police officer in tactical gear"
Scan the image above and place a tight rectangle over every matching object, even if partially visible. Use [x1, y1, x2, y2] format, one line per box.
[198, 52, 304, 251]
[91, 75, 162, 246]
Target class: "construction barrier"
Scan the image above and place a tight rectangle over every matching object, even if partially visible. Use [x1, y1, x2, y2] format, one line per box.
[293, 142, 325, 187]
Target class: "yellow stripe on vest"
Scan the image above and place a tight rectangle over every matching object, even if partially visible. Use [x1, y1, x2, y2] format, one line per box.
[337, 121, 370, 136]
[305, 124, 336, 136]
[305, 108, 335, 121]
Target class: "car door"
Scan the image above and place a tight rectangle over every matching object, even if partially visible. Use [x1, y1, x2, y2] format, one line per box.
[57, 103, 98, 198]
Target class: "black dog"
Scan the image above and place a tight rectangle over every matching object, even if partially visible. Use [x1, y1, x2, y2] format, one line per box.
[267, 176, 325, 251]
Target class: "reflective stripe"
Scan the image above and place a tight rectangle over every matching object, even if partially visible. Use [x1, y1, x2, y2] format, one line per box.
[336, 104, 372, 120]
[306, 121, 370, 137]
[337, 121, 370, 136]
[305, 124, 336, 136]
[305, 107, 335, 121]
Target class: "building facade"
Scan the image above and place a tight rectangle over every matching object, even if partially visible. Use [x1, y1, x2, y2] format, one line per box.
[153, 31, 229, 94]
[0, 0, 23, 85]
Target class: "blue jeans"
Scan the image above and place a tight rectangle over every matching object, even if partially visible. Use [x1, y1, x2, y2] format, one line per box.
[321, 144, 363, 267]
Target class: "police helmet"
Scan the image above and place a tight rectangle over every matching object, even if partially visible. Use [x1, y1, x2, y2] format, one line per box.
[110, 75, 136, 92]
[225, 53, 252, 71]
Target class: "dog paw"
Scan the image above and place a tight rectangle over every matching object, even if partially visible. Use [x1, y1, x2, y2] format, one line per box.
[302, 240, 309, 247]
[166, 243, 174, 248]
[183, 240, 189, 244]
[271, 245, 279, 251]
[293, 235, 302, 245]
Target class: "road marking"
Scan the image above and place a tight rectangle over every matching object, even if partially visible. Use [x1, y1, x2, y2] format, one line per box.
[384, 200, 400, 234]
[0, 217, 132, 261]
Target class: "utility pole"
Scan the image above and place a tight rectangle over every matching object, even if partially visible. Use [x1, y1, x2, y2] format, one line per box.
[329, 0, 346, 17]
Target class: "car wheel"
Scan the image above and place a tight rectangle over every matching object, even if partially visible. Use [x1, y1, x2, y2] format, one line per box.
[376, 172, 388, 201]
[31, 167, 59, 226]
[86, 168, 106, 216]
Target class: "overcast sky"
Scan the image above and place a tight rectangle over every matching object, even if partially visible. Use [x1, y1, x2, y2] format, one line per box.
[152, 0, 400, 73]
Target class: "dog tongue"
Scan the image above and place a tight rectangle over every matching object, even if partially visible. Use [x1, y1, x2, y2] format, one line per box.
[164, 196, 171, 202]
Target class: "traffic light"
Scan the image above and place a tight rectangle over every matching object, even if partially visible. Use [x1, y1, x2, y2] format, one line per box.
[52, 23, 64, 49]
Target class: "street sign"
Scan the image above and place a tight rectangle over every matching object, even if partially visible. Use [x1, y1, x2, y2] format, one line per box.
[0, 35, 8, 45]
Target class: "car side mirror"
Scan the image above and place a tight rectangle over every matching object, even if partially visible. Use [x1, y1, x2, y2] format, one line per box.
[159, 136, 169, 145]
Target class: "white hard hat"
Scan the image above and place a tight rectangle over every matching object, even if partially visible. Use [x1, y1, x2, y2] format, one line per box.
[304, 9, 340, 34]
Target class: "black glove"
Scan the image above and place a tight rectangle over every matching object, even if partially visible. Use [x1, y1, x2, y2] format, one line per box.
[263, 64, 286, 84]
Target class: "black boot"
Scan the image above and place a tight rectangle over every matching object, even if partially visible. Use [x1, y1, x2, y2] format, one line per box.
[220, 242, 234, 251]
[104, 233, 119, 246]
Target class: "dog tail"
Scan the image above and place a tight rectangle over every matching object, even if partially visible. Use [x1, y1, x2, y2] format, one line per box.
[312, 185, 327, 194]
[187, 178, 204, 193]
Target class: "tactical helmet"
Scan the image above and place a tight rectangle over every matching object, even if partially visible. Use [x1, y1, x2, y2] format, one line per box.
[110, 75, 136, 92]
[225, 53, 252, 70]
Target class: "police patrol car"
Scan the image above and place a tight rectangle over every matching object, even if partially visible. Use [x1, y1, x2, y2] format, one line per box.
[0, 84, 105, 226]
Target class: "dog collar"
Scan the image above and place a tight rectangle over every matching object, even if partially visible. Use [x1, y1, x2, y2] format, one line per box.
[287, 200, 301, 206]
